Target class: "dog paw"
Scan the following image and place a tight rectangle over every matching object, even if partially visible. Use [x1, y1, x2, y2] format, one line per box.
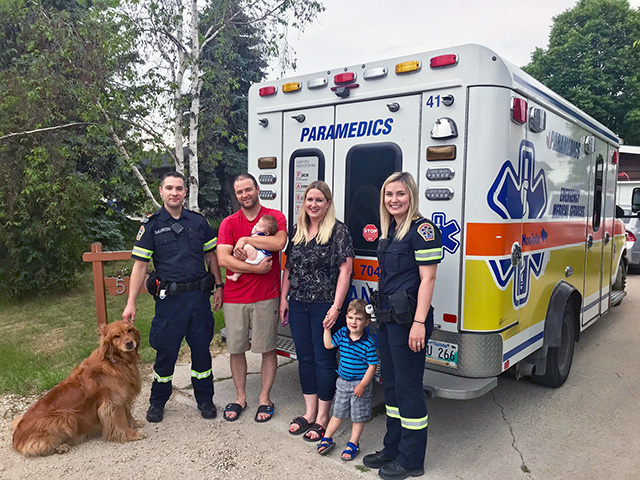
[55, 444, 70, 454]
[129, 430, 145, 441]
[129, 418, 144, 429]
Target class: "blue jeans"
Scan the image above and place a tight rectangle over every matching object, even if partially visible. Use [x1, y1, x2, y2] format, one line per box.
[288, 298, 338, 401]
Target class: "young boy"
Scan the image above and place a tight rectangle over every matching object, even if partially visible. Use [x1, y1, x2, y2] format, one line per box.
[226, 215, 278, 282]
[318, 299, 378, 461]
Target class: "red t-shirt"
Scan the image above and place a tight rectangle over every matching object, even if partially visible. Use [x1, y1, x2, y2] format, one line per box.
[218, 206, 286, 303]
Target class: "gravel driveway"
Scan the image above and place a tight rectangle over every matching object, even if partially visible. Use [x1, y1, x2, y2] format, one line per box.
[1, 352, 381, 480]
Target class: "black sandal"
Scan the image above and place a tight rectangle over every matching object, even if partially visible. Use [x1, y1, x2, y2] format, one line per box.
[254, 403, 275, 423]
[288, 416, 312, 435]
[303, 423, 326, 442]
[223, 402, 247, 422]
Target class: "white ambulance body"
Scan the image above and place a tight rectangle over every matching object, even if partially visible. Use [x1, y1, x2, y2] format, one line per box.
[247, 44, 628, 399]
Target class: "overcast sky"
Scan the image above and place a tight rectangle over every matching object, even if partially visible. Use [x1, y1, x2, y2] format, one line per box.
[269, 0, 640, 80]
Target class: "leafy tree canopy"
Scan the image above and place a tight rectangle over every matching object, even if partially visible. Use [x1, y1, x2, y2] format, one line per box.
[523, 0, 640, 144]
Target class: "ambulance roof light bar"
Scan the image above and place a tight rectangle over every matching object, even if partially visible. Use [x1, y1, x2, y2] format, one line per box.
[334, 72, 356, 84]
[282, 82, 301, 93]
[395, 60, 421, 74]
[259, 86, 277, 97]
[363, 66, 388, 80]
[307, 76, 328, 89]
[430, 54, 458, 68]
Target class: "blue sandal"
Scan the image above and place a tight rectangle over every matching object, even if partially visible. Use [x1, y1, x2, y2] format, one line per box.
[341, 442, 359, 461]
[317, 437, 335, 455]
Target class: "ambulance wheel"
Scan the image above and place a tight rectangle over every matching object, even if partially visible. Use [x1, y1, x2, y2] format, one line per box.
[531, 303, 576, 388]
[613, 260, 626, 291]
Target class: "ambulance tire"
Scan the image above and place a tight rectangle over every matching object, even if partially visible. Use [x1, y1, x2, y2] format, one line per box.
[613, 260, 626, 291]
[531, 303, 576, 388]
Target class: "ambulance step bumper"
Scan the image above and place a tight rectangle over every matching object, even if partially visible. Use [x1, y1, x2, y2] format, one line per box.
[422, 370, 497, 400]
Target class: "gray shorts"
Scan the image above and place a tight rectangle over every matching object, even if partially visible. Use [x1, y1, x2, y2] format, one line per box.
[331, 376, 373, 423]
[223, 298, 279, 354]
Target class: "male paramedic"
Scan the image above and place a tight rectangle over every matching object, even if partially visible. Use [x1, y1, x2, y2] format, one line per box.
[217, 173, 287, 423]
[122, 171, 224, 423]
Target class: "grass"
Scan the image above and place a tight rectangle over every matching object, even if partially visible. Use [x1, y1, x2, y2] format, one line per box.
[0, 262, 226, 395]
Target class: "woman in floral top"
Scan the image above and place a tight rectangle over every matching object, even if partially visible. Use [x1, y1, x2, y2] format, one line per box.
[280, 180, 354, 442]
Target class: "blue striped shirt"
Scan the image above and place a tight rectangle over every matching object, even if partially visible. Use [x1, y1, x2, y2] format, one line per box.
[332, 327, 378, 381]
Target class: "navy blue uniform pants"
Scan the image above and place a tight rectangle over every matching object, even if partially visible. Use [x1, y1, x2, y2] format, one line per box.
[378, 321, 429, 471]
[149, 290, 214, 406]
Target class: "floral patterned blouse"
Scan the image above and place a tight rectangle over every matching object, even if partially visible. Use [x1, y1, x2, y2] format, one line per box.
[285, 221, 354, 303]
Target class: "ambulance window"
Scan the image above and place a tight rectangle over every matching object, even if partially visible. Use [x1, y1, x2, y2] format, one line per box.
[288, 149, 325, 232]
[345, 143, 402, 256]
[592, 154, 604, 232]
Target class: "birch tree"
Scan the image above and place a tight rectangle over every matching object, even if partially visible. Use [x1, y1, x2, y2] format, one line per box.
[131, 0, 324, 210]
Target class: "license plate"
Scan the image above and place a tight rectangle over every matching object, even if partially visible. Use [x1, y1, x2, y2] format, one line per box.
[425, 340, 458, 368]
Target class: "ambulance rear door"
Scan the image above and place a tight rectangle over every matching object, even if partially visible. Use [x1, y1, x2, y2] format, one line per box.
[331, 95, 421, 301]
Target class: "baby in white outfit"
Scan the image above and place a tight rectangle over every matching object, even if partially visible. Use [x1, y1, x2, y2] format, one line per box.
[227, 215, 278, 281]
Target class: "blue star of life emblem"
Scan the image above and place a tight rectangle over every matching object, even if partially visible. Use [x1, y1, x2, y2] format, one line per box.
[485, 140, 548, 309]
[487, 140, 547, 220]
[431, 212, 460, 257]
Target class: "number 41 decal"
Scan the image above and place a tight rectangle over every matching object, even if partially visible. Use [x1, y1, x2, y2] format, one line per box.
[426, 95, 441, 108]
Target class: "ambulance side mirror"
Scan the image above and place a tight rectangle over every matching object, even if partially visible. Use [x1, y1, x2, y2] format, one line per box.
[632, 188, 640, 213]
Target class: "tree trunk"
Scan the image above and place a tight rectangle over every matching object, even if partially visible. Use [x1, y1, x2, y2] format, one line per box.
[173, 4, 185, 175]
[187, 0, 201, 211]
[97, 100, 160, 209]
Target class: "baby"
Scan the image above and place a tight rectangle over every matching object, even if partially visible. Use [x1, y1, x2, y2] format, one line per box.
[226, 214, 278, 281]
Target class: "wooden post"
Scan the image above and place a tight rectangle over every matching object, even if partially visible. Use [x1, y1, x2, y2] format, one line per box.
[83, 243, 138, 330]
[89, 242, 107, 329]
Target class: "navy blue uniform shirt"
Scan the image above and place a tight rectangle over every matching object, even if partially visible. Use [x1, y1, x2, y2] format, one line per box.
[378, 217, 443, 297]
[131, 206, 216, 283]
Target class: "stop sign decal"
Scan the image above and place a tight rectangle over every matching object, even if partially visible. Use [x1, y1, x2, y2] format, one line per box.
[363, 224, 378, 242]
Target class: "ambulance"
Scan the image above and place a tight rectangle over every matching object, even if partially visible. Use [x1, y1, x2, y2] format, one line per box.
[246, 44, 628, 399]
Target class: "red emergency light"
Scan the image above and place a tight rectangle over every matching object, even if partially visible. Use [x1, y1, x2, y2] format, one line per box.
[430, 54, 458, 68]
[334, 72, 356, 84]
[511, 97, 527, 124]
[612, 150, 619, 164]
[259, 86, 277, 97]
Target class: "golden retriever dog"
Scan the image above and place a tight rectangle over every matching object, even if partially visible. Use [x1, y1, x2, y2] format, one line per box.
[12, 321, 144, 456]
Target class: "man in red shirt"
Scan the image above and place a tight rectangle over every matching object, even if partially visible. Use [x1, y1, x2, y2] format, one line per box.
[217, 174, 287, 422]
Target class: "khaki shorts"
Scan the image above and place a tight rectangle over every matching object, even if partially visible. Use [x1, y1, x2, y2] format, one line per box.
[223, 298, 279, 354]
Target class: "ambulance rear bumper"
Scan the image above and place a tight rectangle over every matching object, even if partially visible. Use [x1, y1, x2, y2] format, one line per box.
[422, 370, 497, 399]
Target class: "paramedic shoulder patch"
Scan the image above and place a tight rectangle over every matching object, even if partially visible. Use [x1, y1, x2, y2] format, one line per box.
[136, 225, 145, 241]
[417, 222, 434, 242]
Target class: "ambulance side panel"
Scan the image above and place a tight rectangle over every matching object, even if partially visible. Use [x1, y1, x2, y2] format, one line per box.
[418, 87, 466, 335]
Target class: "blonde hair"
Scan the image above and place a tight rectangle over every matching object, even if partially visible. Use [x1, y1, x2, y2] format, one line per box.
[379, 172, 421, 241]
[292, 181, 336, 245]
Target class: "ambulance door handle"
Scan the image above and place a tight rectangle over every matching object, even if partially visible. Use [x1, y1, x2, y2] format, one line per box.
[586, 234, 594, 249]
[387, 102, 400, 112]
[604, 232, 610, 245]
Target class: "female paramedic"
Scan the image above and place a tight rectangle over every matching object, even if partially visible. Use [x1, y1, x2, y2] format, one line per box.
[280, 180, 354, 442]
[363, 172, 442, 479]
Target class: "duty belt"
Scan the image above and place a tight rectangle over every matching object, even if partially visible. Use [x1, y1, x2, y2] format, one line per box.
[172, 280, 204, 293]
